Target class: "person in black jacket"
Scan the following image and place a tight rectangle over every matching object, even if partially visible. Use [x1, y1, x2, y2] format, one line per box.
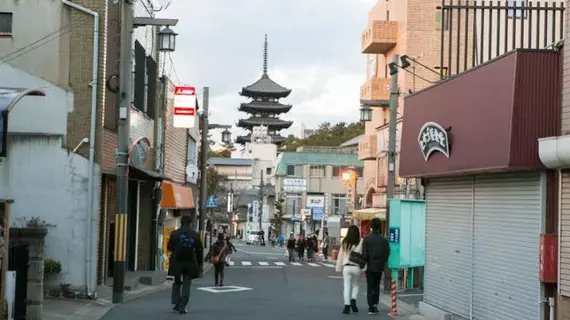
[167, 216, 204, 314]
[361, 218, 390, 315]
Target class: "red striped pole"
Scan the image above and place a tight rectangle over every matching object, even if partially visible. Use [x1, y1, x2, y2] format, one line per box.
[387, 279, 399, 317]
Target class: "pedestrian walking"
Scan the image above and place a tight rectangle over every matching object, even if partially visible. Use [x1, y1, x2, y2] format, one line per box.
[322, 232, 330, 260]
[286, 233, 296, 262]
[297, 235, 305, 261]
[225, 235, 237, 266]
[335, 225, 366, 314]
[206, 233, 230, 286]
[362, 218, 391, 315]
[306, 236, 314, 262]
[167, 216, 204, 315]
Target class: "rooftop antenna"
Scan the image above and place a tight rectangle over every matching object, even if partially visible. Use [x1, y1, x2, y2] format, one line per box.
[263, 34, 268, 76]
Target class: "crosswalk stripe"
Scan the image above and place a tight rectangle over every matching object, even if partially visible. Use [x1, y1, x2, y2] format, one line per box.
[308, 263, 320, 267]
[242, 261, 252, 266]
[229, 261, 235, 266]
[274, 262, 286, 266]
[291, 262, 302, 266]
[259, 262, 269, 266]
[322, 263, 335, 268]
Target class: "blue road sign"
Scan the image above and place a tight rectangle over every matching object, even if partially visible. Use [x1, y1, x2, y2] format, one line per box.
[389, 227, 400, 244]
[206, 196, 218, 208]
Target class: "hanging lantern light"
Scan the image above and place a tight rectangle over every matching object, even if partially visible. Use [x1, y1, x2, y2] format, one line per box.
[359, 105, 372, 122]
[221, 129, 232, 144]
[158, 26, 178, 52]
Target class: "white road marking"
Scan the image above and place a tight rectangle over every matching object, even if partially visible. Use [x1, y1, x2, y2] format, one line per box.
[258, 261, 269, 266]
[229, 261, 235, 266]
[231, 266, 283, 269]
[198, 286, 253, 293]
[308, 263, 320, 267]
[322, 263, 335, 268]
[291, 262, 302, 266]
[327, 276, 344, 279]
[242, 261, 252, 266]
[274, 262, 286, 266]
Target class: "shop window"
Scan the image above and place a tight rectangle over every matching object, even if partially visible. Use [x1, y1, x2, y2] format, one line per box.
[266, 167, 272, 175]
[507, 0, 527, 19]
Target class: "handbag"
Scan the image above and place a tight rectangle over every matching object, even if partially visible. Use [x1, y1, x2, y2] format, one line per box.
[348, 251, 366, 269]
[211, 243, 227, 264]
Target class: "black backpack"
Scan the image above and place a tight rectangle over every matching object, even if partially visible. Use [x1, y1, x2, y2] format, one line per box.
[176, 231, 196, 262]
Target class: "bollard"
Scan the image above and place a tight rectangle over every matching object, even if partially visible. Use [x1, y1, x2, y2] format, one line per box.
[387, 279, 399, 317]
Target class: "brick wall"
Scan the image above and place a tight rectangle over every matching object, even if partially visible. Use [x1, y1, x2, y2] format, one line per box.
[163, 79, 188, 184]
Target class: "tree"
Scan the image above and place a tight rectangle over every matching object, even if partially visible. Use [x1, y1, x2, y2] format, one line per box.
[272, 197, 285, 235]
[206, 166, 226, 197]
[279, 121, 364, 152]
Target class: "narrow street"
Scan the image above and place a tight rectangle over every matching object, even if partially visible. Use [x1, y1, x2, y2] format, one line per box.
[102, 242, 394, 320]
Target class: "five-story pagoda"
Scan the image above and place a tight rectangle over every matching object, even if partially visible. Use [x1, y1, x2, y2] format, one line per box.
[236, 35, 293, 145]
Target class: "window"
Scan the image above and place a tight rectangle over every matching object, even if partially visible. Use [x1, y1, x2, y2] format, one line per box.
[332, 194, 348, 216]
[309, 165, 324, 177]
[187, 137, 197, 165]
[0, 13, 12, 36]
[368, 55, 377, 80]
[507, 0, 526, 19]
[285, 194, 302, 216]
[286, 165, 302, 177]
[266, 168, 272, 175]
[133, 41, 146, 112]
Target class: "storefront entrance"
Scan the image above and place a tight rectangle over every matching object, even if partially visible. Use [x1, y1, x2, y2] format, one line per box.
[425, 172, 543, 320]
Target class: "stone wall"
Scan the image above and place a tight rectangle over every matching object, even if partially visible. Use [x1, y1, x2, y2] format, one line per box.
[10, 227, 47, 320]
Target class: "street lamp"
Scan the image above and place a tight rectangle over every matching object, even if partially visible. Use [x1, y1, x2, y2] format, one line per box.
[359, 105, 372, 123]
[221, 129, 232, 145]
[157, 26, 178, 52]
[359, 100, 389, 123]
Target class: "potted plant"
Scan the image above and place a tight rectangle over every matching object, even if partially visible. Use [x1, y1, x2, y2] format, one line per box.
[44, 258, 62, 290]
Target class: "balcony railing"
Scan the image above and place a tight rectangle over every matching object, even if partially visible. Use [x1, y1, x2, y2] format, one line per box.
[358, 134, 378, 161]
[361, 20, 398, 54]
[360, 77, 390, 102]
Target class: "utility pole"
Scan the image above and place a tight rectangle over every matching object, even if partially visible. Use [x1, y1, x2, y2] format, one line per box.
[384, 54, 399, 292]
[258, 170, 263, 232]
[113, 0, 134, 304]
[199, 87, 209, 262]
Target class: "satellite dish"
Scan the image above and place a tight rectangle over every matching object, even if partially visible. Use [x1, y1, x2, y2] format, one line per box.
[185, 164, 197, 180]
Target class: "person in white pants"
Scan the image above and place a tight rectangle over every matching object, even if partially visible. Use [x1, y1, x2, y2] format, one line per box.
[335, 225, 365, 314]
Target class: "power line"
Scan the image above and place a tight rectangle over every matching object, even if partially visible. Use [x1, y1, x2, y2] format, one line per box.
[0, 20, 90, 66]
[168, 53, 181, 84]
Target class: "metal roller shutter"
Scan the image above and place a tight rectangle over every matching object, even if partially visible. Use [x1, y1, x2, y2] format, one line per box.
[472, 173, 542, 320]
[560, 171, 570, 296]
[425, 177, 473, 318]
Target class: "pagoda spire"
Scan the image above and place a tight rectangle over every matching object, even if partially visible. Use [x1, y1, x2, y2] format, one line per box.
[263, 34, 268, 76]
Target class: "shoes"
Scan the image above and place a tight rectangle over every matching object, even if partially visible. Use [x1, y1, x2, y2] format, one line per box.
[219, 280, 224, 287]
[368, 306, 379, 315]
[172, 304, 180, 312]
[342, 305, 351, 314]
[179, 308, 188, 314]
[350, 299, 358, 313]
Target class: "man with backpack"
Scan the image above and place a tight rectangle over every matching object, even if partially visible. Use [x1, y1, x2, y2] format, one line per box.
[167, 216, 203, 314]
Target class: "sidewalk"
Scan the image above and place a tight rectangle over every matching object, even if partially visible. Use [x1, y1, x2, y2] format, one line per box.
[43, 264, 214, 320]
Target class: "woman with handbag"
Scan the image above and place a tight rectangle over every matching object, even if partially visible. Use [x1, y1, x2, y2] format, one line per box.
[205, 233, 229, 286]
[335, 225, 365, 314]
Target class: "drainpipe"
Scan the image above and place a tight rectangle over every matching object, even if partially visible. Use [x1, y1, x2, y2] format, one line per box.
[62, 0, 99, 296]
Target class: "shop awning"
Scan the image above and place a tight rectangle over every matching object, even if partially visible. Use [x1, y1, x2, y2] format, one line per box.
[160, 181, 194, 209]
[352, 208, 386, 221]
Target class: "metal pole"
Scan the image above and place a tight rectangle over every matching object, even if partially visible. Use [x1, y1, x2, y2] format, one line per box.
[258, 170, 263, 236]
[113, 0, 134, 304]
[209, 208, 213, 247]
[384, 54, 399, 292]
[199, 87, 209, 255]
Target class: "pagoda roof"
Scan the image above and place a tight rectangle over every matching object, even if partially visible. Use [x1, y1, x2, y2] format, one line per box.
[239, 100, 292, 114]
[237, 117, 293, 130]
[240, 35, 292, 99]
[236, 134, 286, 145]
[240, 75, 292, 98]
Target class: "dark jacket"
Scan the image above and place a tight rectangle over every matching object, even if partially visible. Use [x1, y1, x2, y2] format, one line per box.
[286, 239, 296, 249]
[226, 239, 237, 254]
[167, 227, 203, 279]
[361, 231, 390, 273]
[205, 240, 229, 264]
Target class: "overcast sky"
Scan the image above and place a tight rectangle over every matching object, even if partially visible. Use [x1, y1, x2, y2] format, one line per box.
[158, 0, 376, 143]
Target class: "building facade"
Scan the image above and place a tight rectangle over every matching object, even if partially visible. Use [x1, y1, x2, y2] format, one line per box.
[400, 50, 560, 320]
[274, 148, 364, 242]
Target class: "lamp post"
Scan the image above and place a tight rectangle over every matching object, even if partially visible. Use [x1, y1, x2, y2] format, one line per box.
[114, 3, 179, 303]
[197, 88, 233, 273]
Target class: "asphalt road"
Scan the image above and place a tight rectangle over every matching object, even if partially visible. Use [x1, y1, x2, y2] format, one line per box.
[102, 241, 394, 320]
